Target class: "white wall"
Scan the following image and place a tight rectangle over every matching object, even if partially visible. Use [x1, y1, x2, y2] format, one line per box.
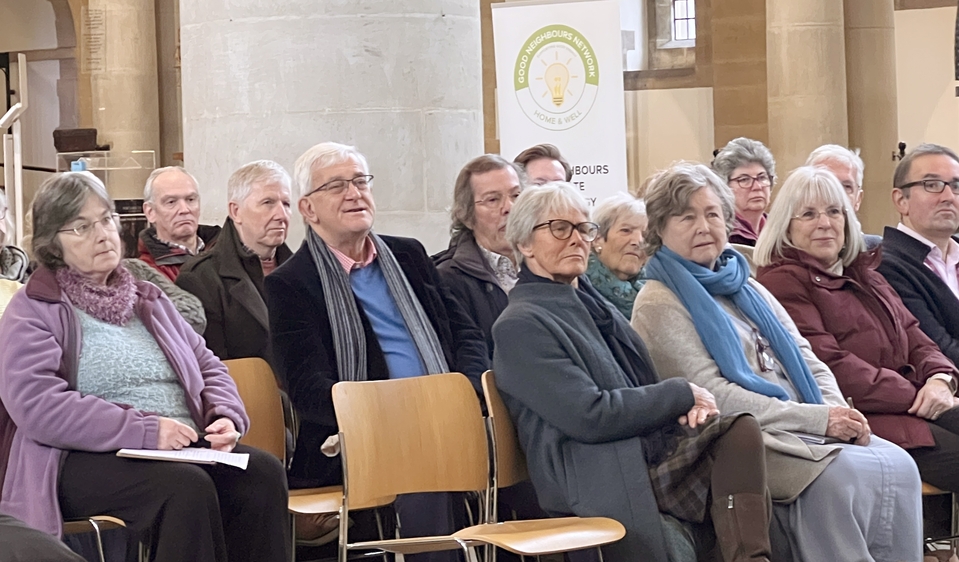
[0, 1, 58, 52]
[624, 87, 715, 193]
[895, 6, 959, 151]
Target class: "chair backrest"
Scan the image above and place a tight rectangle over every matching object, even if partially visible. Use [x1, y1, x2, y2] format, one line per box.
[223, 357, 286, 462]
[481, 371, 529, 488]
[332, 373, 489, 510]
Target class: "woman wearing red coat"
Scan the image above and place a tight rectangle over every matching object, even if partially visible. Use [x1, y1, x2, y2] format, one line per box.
[755, 165, 959, 491]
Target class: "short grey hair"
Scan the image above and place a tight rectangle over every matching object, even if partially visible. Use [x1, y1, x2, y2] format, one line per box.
[893, 143, 959, 191]
[755, 166, 865, 268]
[712, 137, 777, 184]
[293, 142, 370, 200]
[805, 144, 864, 189]
[32, 172, 114, 270]
[143, 166, 199, 203]
[643, 162, 736, 256]
[227, 160, 292, 204]
[593, 192, 646, 239]
[505, 182, 590, 266]
[450, 154, 525, 240]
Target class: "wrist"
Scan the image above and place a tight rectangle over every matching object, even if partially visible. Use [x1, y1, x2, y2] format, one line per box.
[929, 373, 957, 395]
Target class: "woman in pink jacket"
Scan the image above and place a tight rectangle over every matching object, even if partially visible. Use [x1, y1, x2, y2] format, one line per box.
[0, 172, 289, 562]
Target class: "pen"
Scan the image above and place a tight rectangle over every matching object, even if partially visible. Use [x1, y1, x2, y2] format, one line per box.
[845, 397, 857, 444]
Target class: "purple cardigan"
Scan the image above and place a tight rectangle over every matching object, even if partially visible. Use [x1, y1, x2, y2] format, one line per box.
[0, 266, 249, 536]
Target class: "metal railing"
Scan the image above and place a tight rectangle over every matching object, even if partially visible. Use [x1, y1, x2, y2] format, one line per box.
[0, 53, 28, 247]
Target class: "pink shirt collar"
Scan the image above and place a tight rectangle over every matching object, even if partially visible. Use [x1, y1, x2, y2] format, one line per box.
[328, 236, 378, 273]
[897, 222, 959, 298]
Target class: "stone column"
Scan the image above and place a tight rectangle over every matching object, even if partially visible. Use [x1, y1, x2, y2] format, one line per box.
[766, 0, 848, 177]
[844, 0, 899, 235]
[88, 0, 162, 197]
[712, 0, 768, 148]
[179, 1, 484, 254]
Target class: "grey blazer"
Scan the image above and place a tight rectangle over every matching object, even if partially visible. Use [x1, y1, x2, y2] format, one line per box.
[492, 279, 694, 562]
[632, 278, 847, 501]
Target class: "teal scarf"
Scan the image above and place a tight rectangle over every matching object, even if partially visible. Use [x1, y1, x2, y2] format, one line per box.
[644, 247, 823, 404]
[585, 252, 646, 319]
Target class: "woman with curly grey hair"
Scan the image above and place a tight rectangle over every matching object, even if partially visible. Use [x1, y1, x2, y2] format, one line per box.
[632, 161, 923, 561]
[712, 137, 776, 246]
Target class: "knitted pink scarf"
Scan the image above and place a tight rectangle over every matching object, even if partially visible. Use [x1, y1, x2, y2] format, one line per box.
[56, 265, 138, 326]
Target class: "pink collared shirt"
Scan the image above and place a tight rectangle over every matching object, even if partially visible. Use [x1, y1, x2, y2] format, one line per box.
[897, 223, 959, 299]
[328, 236, 378, 273]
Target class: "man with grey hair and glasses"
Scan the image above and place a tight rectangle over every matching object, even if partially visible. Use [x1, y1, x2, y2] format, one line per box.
[265, 142, 487, 555]
[878, 143, 959, 368]
[805, 144, 881, 249]
[138, 166, 221, 281]
[177, 160, 293, 363]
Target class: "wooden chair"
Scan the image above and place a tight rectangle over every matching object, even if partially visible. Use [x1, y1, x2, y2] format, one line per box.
[223, 358, 394, 561]
[331, 373, 625, 562]
[922, 482, 959, 549]
[63, 516, 146, 562]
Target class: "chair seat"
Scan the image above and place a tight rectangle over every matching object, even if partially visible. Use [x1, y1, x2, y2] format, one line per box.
[453, 517, 626, 556]
[63, 515, 127, 535]
[350, 535, 481, 555]
[924, 483, 949, 495]
[288, 486, 396, 516]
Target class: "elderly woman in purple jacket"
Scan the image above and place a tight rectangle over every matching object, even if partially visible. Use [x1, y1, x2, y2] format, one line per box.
[0, 172, 289, 562]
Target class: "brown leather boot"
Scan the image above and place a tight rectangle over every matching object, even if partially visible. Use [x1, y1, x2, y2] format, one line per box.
[709, 492, 772, 562]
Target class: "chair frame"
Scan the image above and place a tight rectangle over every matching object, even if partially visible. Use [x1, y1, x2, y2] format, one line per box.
[62, 516, 146, 562]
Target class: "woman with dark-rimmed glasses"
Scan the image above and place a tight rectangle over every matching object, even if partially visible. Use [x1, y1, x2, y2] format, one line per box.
[712, 137, 776, 247]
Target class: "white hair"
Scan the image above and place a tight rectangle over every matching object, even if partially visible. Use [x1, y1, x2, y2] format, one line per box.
[505, 182, 591, 266]
[143, 166, 200, 202]
[805, 144, 864, 189]
[593, 192, 646, 239]
[227, 160, 292, 204]
[293, 142, 370, 199]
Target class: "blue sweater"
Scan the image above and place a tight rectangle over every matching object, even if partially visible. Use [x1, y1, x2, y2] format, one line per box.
[351, 260, 427, 378]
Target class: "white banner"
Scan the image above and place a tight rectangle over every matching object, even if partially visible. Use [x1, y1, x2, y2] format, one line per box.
[493, 0, 628, 206]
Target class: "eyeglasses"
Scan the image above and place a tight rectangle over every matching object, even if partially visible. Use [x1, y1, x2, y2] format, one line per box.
[729, 173, 773, 190]
[58, 214, 120, 238]
[475, 190, 521, 210]
[791, 206, 845, 223]
[305, 174, 374, 197]
[897, 178, 959, 195]
[533, 219, 600, 242]
[753, 328, 776, 373]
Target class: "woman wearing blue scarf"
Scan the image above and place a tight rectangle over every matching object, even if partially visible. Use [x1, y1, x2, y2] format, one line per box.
[632, 163, 922, 562]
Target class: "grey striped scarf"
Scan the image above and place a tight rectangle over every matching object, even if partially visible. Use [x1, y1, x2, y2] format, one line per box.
[306, 228, 449, 381]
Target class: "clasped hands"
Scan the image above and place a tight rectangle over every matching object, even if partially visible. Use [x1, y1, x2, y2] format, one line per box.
[907, 376, 957, 422]
[157, 417, 241, 452]
[679, 383, 720, 429]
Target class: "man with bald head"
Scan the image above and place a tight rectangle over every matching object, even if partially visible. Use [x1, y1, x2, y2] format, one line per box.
[138, 166, 221, 281]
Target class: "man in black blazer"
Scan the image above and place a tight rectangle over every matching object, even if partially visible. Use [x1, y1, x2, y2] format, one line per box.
[878, 143, 959, 367]
[265, 142, 487, 558]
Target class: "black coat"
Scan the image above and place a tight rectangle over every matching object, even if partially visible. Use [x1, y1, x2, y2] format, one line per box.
[433, 232, 508, 358]
[877, 226, 959, 367]
[176, 218, 292, 364]
[265, 235, 489, 488]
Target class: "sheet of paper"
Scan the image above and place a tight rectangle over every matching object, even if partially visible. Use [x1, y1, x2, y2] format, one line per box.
[117, 448, 249, 470]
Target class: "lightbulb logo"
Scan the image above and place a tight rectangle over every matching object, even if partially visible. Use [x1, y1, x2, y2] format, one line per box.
[513, 24, 599, 131]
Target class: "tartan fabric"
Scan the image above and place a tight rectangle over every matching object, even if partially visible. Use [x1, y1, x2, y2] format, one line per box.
[647, 413, 749, 524]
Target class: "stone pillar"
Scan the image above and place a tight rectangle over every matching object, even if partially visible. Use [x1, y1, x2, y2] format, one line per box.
[88, 0, 162, 197]
[179, 1, 484, 254]
[766, 0, 848, 178]
[844, 0, 899, 234]
[712, 0, 768, 148]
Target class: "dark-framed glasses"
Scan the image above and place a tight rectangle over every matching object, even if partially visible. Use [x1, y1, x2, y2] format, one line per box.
[57, 213, 120, 238]
[533, 219, 600, 242]
[729, 173, 772, 190]
[897, 178, 959, 195]
[306, 174, 374, 197]
[791, 206, 845, 223]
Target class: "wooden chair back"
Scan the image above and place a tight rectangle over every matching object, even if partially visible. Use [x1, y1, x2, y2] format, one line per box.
[481, 371, 529, 488]
[331, 373, 489, 510]
[223, 357, 286, 462]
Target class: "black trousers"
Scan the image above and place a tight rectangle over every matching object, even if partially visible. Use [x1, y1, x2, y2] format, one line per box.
[0, 513, 85, 562]
[909, 407, 959, 493]
[57, 445, 290, 562]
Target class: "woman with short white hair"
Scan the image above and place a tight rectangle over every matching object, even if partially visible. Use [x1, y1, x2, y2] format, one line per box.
[586, 192, 648, 318]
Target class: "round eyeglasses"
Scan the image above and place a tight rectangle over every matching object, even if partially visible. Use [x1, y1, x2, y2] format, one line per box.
[533, 219, 600, 242]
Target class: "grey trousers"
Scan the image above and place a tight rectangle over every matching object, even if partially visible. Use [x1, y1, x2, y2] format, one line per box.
[770, 436, 922, 562]
[0, 513, 84, 562]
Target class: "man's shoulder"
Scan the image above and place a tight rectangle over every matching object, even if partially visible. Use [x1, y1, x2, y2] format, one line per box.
[178, 251, 218, 277]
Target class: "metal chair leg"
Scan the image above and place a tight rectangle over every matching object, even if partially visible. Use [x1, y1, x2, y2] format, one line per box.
[87, 519, 106, 562]
[291, 514, 297, 562]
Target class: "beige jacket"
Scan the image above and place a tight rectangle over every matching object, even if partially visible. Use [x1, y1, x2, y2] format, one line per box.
[632, 278, 848, 502]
